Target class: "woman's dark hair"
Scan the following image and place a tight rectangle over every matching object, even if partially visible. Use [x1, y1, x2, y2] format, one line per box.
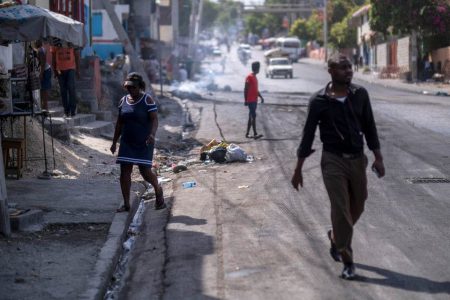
[125, 72, 146, 90]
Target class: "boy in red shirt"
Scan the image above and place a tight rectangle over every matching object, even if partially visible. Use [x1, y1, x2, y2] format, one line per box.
[244, 61, 264, 138]
[51, 46, 80, 117]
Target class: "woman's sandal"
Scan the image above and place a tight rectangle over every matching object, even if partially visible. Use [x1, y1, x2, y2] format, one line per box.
[116, 205, 130, 213]
[154, 186, 166, 210]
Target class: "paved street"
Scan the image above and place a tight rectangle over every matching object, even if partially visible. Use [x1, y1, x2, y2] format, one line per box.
[118, 46, 450, 299]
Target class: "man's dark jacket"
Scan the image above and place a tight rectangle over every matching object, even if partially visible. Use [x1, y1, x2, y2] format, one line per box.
[297, 83, 380, 158]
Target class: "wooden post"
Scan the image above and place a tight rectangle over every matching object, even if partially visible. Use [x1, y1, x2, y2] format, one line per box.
[0, 136, 11, 237]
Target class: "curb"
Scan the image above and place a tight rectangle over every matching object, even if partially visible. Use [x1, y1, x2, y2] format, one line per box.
[80, 185, 144, 300]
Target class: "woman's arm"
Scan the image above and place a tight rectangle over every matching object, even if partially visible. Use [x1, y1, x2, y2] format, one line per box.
[110, 115, 122, 154]
[146, 111, 158, 145]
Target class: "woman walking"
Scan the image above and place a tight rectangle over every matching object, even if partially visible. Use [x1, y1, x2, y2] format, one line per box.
[110, 72, 165, 212]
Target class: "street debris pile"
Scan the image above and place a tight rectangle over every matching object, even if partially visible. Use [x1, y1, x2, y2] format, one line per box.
[200, 138, 251, 163]
[150, 138, 254, 185]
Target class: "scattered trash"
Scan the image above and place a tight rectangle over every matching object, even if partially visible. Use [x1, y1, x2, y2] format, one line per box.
[172, 164, 188, 173]
[226, 144, 247, 162]
[199, 139, 255, 164]
[238, 185, 249, 189]
[200, 138, 220, 153]
[436, 91, 449, 96]
[14, 277, 25, 284]
[209, 146, 227, 163]
[158, 177, 172, 183]
[182, 181, 197, 189]
[8, 208, 30, 217]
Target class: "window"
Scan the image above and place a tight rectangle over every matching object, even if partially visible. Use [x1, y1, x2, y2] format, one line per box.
[92, 12, 103, 37]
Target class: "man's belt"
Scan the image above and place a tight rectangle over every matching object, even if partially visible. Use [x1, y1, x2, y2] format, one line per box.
[326, 150, 363, 160]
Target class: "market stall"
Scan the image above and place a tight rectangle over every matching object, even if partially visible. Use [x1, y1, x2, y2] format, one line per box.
[0, 2, 86, 116]
[0, 2, 87, 235]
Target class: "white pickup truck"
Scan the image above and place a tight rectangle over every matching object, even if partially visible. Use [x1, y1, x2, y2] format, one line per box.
[265, 57, 293, 79]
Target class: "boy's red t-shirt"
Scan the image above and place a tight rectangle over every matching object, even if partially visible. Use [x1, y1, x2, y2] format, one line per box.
[245, 73, 258, 103]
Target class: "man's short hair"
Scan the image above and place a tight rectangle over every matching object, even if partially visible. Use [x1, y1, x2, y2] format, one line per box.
[251, 61, 260, 71]
[328, 54, 351, 68]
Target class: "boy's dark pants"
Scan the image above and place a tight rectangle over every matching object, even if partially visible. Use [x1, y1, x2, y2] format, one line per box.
[321, 151, 368, 262]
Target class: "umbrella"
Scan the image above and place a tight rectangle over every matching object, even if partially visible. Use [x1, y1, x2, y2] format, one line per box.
[0, 4, 86, 47]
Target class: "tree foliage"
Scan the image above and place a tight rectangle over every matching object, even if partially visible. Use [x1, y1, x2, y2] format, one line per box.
[290, 18, 311, 41]
[329, 15, 356, 49]
[305, 10, 324, 45]
[289, 0, 365, 49]
[201, 1, 219, 30]
[214, 0, 240, 30]
[370, 0, 450, 36]
[244, 13, 282, 37]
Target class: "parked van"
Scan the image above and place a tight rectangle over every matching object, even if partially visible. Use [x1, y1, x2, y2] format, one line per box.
[276, 37, 302, 62]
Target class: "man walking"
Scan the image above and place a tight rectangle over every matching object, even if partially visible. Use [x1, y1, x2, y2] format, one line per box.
[291, 54, 385, 279]
[244, 61, 264, 139]
[52, 45, 80, 117]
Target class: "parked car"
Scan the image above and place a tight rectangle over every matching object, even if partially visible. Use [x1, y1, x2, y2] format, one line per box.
[265, 57, 293, 79]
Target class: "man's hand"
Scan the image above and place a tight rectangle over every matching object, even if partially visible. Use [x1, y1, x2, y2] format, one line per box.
[371, 159, 385, 178]
[110, 142, 117, 154]
[260, 97, 264, 104]
[291, 171, 303, 190]
[244, 101, 248, 106]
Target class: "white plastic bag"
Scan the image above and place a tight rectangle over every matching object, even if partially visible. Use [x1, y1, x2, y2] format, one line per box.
[225, 144, 247, 162]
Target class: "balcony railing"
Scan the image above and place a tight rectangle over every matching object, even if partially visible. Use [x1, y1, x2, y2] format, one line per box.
[50, 0, 85, 23]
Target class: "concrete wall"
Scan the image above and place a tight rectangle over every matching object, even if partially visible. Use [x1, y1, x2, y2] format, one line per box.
[160, 26, 173, 44]
[397, 36, 410, 71]
[376, 43, 387, 70]
[92, 4, 129, 60]
[432, 46, 450, 75]
[29, 0, 49, 9]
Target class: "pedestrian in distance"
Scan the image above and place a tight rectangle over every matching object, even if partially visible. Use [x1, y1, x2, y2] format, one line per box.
[244, 61, 264, 139]
[110, 72, 166, 212]
[51, 44, 80, 117]
[291, 54, 385, 280]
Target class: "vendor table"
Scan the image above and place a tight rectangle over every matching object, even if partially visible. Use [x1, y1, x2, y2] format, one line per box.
[0, 112, 55, 179]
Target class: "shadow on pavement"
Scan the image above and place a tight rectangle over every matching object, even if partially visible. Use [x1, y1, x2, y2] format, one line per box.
[165, 227, 220, 300]
[170, 215, 207, 226]
[355, 263, 450, 294]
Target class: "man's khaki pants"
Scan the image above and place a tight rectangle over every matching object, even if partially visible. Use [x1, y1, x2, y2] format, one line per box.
[321, 151, 368, 262]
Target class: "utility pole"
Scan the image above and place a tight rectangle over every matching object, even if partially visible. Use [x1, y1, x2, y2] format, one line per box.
[101, 0, 153, 92]
[323, 0, 328, 63]
[156, 4, 163, 96]
[191, 0, 204, 76]
[188, 0, 198, 60]
[172, 0, 179, 83]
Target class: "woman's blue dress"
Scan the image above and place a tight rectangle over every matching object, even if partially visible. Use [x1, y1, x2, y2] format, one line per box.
[116, 93, 158, 166]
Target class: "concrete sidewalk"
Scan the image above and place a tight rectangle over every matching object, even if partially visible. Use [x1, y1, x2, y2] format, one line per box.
[0, 177, 143, 299]
[301, 57, 450, 96]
